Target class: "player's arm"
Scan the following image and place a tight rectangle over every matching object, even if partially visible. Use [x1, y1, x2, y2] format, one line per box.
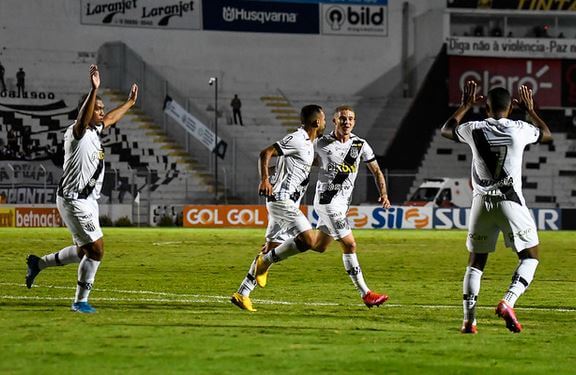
[441, 80, 482, 141]
[514, 85, 553, 144]
[366, 160, 391, 209]
[258, 144, 279, 197]
[102, 84, 138, 129]
[74, 65, 100, 139]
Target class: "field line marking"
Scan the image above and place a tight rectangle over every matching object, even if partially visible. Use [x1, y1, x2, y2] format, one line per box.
[1, 282, 575, 312]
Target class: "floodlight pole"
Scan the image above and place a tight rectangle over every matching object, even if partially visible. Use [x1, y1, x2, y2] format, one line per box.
[213, 77, 218, 202]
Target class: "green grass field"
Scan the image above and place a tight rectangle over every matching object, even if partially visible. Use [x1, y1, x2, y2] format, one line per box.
[1, 228, 575, 374]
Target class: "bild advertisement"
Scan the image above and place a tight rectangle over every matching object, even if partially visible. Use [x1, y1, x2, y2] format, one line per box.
[80, 0, 202, 30]
[321, 3, 388, 36]
[202, 0, 320, 34]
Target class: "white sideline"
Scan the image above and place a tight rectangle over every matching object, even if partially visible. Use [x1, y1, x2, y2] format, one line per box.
[0, 282, 575, 312]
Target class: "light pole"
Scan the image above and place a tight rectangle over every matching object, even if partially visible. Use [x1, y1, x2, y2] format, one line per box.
[209, 77, 218, 201]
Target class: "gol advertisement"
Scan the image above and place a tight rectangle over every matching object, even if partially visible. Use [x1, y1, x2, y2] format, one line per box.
[183, 205, 277, 228]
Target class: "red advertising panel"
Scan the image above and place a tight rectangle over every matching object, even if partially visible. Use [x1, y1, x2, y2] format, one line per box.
[449, 56, 562, 107]
[15, 207, 62, 227]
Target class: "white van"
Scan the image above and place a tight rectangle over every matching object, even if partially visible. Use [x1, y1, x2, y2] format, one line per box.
[404, 178, 472, 208]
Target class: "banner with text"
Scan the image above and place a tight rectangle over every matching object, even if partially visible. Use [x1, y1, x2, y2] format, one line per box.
[184, 205, 272, 227]
[203, 0, 320, 34]
[446, 37, 576, 59]
[80, 0, 202, 30]
[320, 3, 387, 36]
[0, 161, 61, 204]
[448, 56, 562, 107]
[163, 96, 227, 158]
[447, 0, 576, 11]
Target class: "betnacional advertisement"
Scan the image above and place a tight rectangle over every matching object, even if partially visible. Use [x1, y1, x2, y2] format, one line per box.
[448, 56, 562, 107]
[15, 207, 63, 228]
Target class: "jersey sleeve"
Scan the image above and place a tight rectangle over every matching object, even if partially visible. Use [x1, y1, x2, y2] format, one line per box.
[275, 132, 299, 156]
[361, 141, 376, 163]
[454, 121, 474, 144]
[517, 121, 541, 145]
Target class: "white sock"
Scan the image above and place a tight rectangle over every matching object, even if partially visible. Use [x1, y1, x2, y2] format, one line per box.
[262, 238, 301, 264]
[504, 258, 539, 307]
[463, 266, 483, 323]
[342, 253, 370, 297]
[40, 245, 81, 269]
[75, 257, 101, 303]
[237, 256, 258, 297]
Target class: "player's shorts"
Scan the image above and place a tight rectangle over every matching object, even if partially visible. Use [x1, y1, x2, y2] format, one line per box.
[265, 199, 312, 243]
[314, 199, 352, 240]
[466, 194, 539, 253]
[57, 196, 103, 247]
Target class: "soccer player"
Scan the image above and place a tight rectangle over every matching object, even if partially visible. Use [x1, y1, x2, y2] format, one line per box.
[231, 105, 326, 312]
[441, 81, 552, 333]
[311, 105, 391, 307]
[25, 64, 138, 313]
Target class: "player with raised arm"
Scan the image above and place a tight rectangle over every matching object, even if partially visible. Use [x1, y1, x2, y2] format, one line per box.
[25, 64, 138, 313]
[231, 105, 326, 312]
[441, 81, 552, 333]
[312, 105, 391, 307]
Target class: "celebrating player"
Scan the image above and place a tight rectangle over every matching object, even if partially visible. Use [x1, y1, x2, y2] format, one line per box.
[231, 105, 326, 312]
[25, 64, 138, 313]
[441, 81, 552, 333]
[311, 105, 391, 307]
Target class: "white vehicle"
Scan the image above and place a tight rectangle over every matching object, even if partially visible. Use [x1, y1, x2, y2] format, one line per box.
[405, 178, 472, 208]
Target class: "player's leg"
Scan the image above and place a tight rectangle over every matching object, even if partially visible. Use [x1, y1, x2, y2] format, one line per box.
[256, 201, 314, 285]
[495, 201, 540, 332]
[26, 196, 85, 288]
[67, 198, 104, 313]
[338, 233, 388, 308]
[461, 252, 488, 333]
[26, 245, 83, 288]
[461, 195, 498, 333]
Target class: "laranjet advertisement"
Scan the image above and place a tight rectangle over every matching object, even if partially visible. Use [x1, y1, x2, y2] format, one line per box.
[203, 0, 320, 34]
[81, 0, 202, 30]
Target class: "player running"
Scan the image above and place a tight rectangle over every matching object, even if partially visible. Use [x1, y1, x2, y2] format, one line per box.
[231, 105, 326, 312]
[310, 105, 391, 307]
[441, 81, 552, 333]
[25, 64, 138, 313]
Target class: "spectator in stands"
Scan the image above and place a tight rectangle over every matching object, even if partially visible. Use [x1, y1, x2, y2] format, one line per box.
[7, 126, 19, 156]
[25, 64, 139, 314]
[21, 126, 32, 156]
[16, 68, 25, 96]
[441, 82, 553, 334]
[117, 177, 130, 203]
[230, 94, 243, 126]
[0, 61, 6, 92]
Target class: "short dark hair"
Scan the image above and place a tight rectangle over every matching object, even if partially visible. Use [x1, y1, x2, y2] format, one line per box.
[77, 93, 103, 112]
[487, 87, 511, 113]
[300, 104, 323, 124]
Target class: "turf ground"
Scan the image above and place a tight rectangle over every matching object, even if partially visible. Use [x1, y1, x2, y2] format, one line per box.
[1, 228, 575, 374]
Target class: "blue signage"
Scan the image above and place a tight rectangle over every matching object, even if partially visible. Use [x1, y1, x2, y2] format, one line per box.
[203, 0, 320, 34]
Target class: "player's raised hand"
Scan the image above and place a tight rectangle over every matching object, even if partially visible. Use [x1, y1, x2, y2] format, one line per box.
[128, 83, 138, 104]
[461, 80, 483, 108]
[513, 85, 534, 112]
[90, 64, 100, 89]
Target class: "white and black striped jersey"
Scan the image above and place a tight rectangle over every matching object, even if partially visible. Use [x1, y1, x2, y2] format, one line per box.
[455, 117, 541, 202]
[314, 132, 376, 205]
[58, 122, 105, 200]
[270, 127, 314, 202]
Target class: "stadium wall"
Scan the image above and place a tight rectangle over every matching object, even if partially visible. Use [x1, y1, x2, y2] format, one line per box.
[0, 0, 445, 99]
